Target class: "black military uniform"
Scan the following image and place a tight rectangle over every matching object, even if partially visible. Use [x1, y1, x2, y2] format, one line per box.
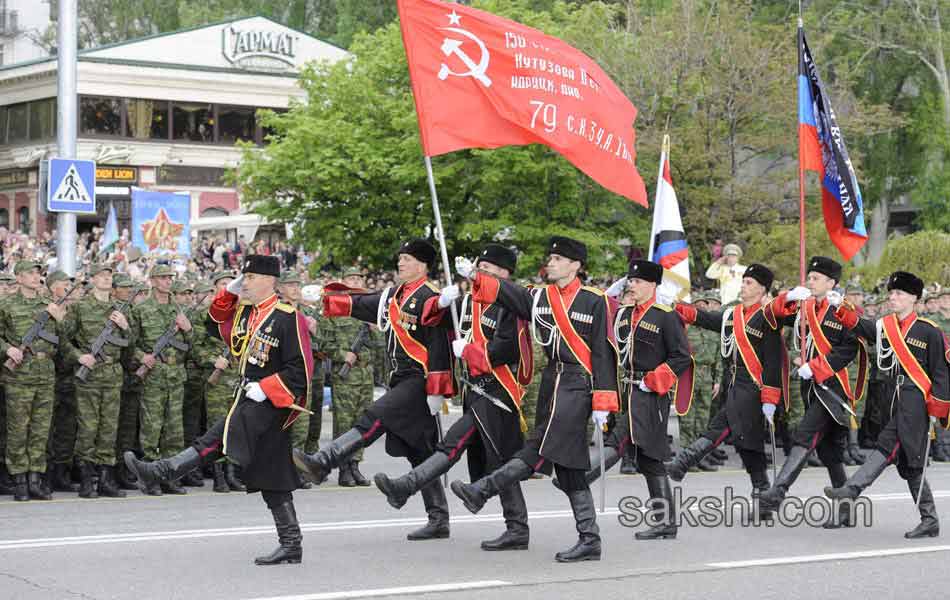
[826, 271, 949, 539]
[293, 239, 456, 541]
[375, 243, 531, 551]
[573, 260, 692, 540]
[666, 264, 783, 509]
[125, 255, 313, 565]
[450, 236, 619, 563]
[759, 257, 860, 527]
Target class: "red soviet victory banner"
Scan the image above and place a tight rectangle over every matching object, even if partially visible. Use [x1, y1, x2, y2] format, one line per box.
[397, 0, 648, 206]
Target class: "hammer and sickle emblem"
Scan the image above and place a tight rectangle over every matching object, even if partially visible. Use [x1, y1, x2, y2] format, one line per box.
[438, 27, 492, 88]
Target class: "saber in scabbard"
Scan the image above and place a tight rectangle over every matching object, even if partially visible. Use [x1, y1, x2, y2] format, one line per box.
[918, 417, 936, 510]
[597, 423, 606, 514]
[768, 419, 778, 484]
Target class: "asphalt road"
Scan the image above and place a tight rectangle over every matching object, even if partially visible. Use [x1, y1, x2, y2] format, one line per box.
[1, 406, 948, 600]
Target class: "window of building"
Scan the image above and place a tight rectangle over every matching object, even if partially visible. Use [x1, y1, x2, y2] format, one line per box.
[28, 98, 56, 141]
[201, 207, 229, 218]
[126, 98, 169, 140]
[17, 206, 28, 234]
[218, 105, 256, 144]
[0, 209, 9, 229]
[6, 103, 27, 142]
[80, 96, 123, 136]
[0, 106, 7, 143]
[172, 102, 214, 142]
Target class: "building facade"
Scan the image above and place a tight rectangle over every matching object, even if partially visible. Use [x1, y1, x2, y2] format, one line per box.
[0, 15, 347, 243]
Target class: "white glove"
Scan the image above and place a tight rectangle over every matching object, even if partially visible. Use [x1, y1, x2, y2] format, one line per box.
[605, 276, 628, 298]
[427, 395, 444, 415]
[244, 382, 267, 403]
[826, 290, 843, 307]
[786, 286, 811, 302]
[591, 410, 609, 429]
[455, 256, 475, 279]
[438, 284, 460, 308]
[761, 403, 776, 424]
[798, 363, 813, 380]
[452, 339, 467, 358]
[226, 274, 243, 295]
[657, 290, 675, 306]
[638, 380, 652, 393]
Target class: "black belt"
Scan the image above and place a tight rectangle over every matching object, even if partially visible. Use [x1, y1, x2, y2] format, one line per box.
[547, 361, 588, 374]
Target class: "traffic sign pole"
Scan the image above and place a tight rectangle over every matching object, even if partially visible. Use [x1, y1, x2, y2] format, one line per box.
[55, 0, 78, 275]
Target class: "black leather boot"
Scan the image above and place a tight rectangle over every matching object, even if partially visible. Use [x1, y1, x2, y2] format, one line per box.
[182, 468, 205, 487]
[13, 473, 28, 501]
[807, 450, 823, 467]
[822, 461, 855, 529]
[620, 454, 638, 475]
[375, 452, 452, 510]
[293, 428, 364, 485]
[115, 462, 139, 491]
[905, 474, 939, 539]
[212, 463, 230, 493]
[750, 472, 773, 521]
[553, 445, 620, 491]
[255, 501, 303, 565]
[0, 464, 14, 495]
[52, 463, 79, 492]
[635, 475, 677, 540]
[28, 472, 52, 500]
[825, 449, 889, 500]
[665, 437, 715, 482]
[555, 488, 601, 562]
[348, 460, 371, 487]
[226, 462, 246, 491]
[124, 447, 201, 494]
[759, 445, 809, 511]
[337, 462, 356, 487]
[407, 480, 451, 540]
[97, 465, 126, 498]
[481, 483, 529, 551]
[848, 429, 866, 465]
[451, 458, 534, 514]
[161, 478, 187, 495]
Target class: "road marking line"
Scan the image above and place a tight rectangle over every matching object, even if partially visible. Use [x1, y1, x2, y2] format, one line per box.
[245, 580, 512, 600]
[707, 545, 950, 568]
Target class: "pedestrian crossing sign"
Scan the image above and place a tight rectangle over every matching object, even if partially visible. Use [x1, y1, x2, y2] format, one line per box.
[47, 158, 96, 214]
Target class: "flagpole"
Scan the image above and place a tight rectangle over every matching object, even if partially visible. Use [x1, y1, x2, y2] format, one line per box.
[797, 17, 808, 367]
[423, 155, 462, 338]
[648, 135, 670, 262]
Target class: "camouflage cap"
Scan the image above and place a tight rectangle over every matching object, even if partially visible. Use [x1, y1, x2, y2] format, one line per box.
[13, 259, 41, 275]
[279, 270, 303, 285]
[341, 266, 364, 278]
[0, 273, 15, 283]
[845, 284, 864, 295]
[112, 273, 136, 288]
[194, 281, 215, 295]
[171, 279, 194, 294]
[46, 270, 74, 286]
[211, 271, 236, 285]
[87, 263, 114, 277]
[149, 263, 175, 278]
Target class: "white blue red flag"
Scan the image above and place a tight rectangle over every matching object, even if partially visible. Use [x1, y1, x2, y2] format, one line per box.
[648, 135, 691, 302]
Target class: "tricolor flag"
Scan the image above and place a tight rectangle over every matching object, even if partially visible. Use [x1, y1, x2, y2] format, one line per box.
[798, 23, 867, 260]
[648, 135, 690, 303]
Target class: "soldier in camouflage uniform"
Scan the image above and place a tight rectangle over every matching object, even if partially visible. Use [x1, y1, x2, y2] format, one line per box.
[842, 285, 868, 465]
[277, 272, 318, 457]
[175, 279, 210, 487]
[324, 267, 379, 486]
[0, 272, 15, 495]
[201, 271, 245, 492]
[130, 264, 193, 495]
[45, 271, 81, 493]
[0, 260, 69, 500]
[62, 264, 132, 498]
[680, 291, 721, 472]
[113, 274, 146, 490]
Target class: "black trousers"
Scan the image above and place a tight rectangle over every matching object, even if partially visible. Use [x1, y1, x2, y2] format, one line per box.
[702, 406, 768, 485]
[792, 397, 848, 465]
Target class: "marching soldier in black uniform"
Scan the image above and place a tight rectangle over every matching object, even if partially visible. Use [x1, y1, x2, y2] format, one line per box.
[375, 243, 533, 551]
[450, 236, 619, 563]
[293, 239, 456, 541]
[666, 264, 784, 514]
[564, 260, 692, 540]
[825, 271, 949, 539]
[125, 255, 314, 565]
[758, 257, 863, 528]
